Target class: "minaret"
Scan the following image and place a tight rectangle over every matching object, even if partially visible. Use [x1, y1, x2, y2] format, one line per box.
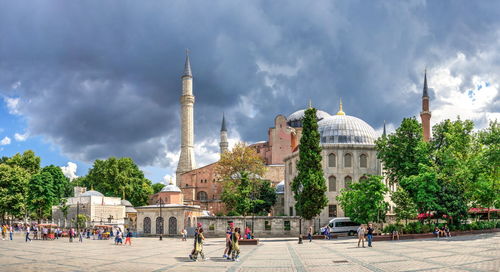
[219, 113, 228, 155]
[176, 51, 196, 184]
[336, 99, 345, 115]
[420, 70, 431, 142]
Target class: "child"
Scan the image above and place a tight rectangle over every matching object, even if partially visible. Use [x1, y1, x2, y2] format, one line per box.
[181, 229, 187, 241]
[192, 228, 208, 261]
[231, 227, 241, 261]
[125, 229, 132, 245]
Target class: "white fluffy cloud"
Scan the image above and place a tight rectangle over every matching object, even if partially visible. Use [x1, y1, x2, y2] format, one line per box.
[4, 97, 20, 115]
[60, 162, 78, 181]
[427, 52, 499, 130]
[14, 132, 29, 142]
[0, 136, 11, 145]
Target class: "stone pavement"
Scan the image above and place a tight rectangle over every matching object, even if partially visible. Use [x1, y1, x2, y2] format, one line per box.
[0, 232, 498, 272]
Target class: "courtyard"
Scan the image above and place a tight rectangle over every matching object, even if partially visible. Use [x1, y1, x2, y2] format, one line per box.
[0, 232, 498, 272]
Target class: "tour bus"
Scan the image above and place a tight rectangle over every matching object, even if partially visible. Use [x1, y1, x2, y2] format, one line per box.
[327, 217, 360, 236]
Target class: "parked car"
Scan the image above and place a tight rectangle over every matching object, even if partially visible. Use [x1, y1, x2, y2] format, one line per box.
[327, 217, 360, 236]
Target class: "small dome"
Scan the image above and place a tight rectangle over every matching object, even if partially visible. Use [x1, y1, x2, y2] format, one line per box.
[80, 190, 104, 197]
[275, 181, 285, 194]
[160, 184, 181, 193]
[318, 115, 377, 145]
[287, 109, 331, 128]
[121, 200, 133, 207]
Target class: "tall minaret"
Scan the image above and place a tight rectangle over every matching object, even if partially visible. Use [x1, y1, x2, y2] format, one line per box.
[219, 113, 228, 155]
[420, 70, 431, 142]
[176, 51, 196, 184]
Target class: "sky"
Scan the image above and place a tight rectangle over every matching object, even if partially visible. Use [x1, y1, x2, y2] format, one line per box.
[0, 0, 499, 184]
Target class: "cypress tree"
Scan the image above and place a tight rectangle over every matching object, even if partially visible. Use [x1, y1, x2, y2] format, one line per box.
[291, 107, 328, 220]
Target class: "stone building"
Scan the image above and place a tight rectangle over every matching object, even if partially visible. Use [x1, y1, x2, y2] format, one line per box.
[198, 216, 303, 237]
[136, 182, 203, 236]
[284, 102, 384, 225]
[52, 187, 127, 229]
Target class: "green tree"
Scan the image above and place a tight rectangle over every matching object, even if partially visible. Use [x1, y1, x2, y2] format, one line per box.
[376, 117, 430, 185]
[291, 107, 328, 221]
[0, 164, 30, 221]
[5, 150, 41, 175]
[391, 187, 418, 224]
[470, 121, 500, 220]
[336, 175, 389, 224]
[152, 183, 165, 194]
[400, 164, 441, 215]
[41, 165, 71, 201]
[27, 172, 56, 221]
[76, 214, 89, 229]
[82, 157, 153, 206]
[254, 180, 277, 215]
[216, 142, 268, 214]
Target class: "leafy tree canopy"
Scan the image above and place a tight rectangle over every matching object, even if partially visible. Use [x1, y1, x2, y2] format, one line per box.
[80, 157, 153, 206]
[336, 175, 388, 224]
[152, 183, 165, 194]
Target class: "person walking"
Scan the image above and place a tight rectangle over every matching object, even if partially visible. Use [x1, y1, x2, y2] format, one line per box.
[1, 224, 6, 240]
[230, 227, 241, 262]
[357, 224, 366, 248]
[181, 229, 187, 241]
[25, 225, 32, 242]
[307, 226, 313, 242]
[9, 225, 13, 240]
[79, 230, 84, 243]
[366, 223, 374, 247]
[69, 228, 75, 243]
[192, 228, 208, 261]
[223, 225, 234, 259]
[189, 224, 201, 260]
[124, 229, 132, 246]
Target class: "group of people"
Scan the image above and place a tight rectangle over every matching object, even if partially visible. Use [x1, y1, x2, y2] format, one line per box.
[187, 222, 243, 262]
[356, 223, 375, 248]
[433, 224, 451, 238]
[113, 228, 133, 245]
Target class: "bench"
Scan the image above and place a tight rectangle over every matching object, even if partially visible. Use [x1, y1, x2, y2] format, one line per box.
[239, 239, 259, 245]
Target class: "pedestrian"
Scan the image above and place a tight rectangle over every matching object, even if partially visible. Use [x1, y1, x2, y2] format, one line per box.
[86, 228, 90, 239]
[79, 230, 84, 243]
[245, 226, 251, 239]
[25, 225, 32, 242]
[324, 225, 330, 240]
[357, 224, 365, 248]
[230, 227, 241, 261]
[223, 224, 234, 259]
[42, 227, 48, 240]
[366, 223, 374, 247]
[69, 228, 75, 243]
[307, 226, 313, 242]
[181, 228, 187, 241]
[1, 224, 6, 240]
[124, 229, 132, 246]
[9, 225, 13, 240]
[189, 224, 200, 260]
[191, 228, 208, 261]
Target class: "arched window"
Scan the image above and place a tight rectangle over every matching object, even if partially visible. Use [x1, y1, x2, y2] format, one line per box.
[345, 176, 352, 189]
[168, 217, 177, 235]
[360, 154, 367, 168]
[143, 217, 151, 234]
[197, 191, 208, 201]
[359, 176, 368, 182]
[328, 153, 336, 167]
[328, 176, 336, 192]
[156, 217, 164, 234]
[344, 153, 352, 168]
[288, 162, 292, 175]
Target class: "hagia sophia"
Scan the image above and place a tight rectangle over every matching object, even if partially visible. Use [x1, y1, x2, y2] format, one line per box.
[51, 53, 432, 236]
[170, 52, 432, 225]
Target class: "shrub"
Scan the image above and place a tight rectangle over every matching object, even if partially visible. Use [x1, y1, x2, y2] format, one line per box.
[383, 223, 404, 234]
[226, 210, 240, 216]
[421, 224, 431, 233]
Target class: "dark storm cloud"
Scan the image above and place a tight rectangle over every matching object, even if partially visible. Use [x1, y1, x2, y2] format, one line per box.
[0, 0, 499, 167]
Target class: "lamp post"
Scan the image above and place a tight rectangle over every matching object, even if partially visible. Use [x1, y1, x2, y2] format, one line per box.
[157, 198, 163, 241]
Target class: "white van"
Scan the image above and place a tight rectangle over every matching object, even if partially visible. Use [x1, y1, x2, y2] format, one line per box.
[327, 217, 360, 236]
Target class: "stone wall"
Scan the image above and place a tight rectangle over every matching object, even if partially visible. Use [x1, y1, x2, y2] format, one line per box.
[198, 216, 305, 237]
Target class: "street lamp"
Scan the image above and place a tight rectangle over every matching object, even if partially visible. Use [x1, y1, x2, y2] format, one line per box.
[157, 198, 163, 241]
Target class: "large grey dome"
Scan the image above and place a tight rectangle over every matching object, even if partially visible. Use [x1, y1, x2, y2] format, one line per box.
[287, 109, 331, 128]
[80, 190, 104, 197]
[318, 115, 377, 145]
[160, 184, 181, 193]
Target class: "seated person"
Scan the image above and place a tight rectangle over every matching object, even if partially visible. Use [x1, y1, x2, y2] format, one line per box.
[433, 227, 440, 238]
[392, 229, 399, 240]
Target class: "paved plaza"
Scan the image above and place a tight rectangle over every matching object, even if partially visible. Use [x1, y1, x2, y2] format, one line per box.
[0, 233, 498, 272]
